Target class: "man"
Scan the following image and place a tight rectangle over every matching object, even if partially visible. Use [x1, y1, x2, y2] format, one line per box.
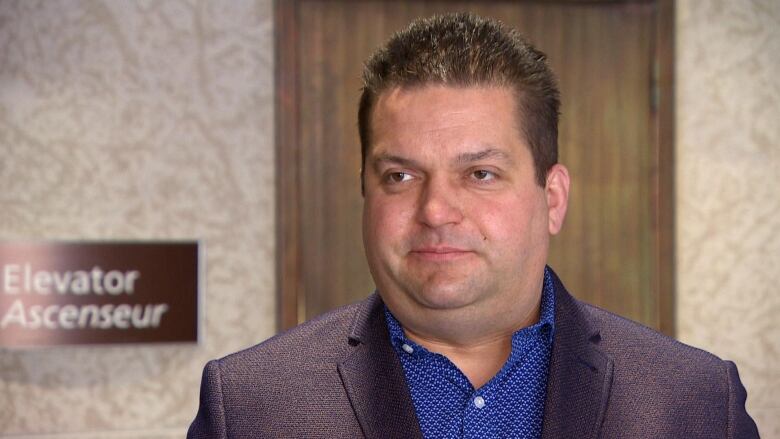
[189, 13, 758, 438]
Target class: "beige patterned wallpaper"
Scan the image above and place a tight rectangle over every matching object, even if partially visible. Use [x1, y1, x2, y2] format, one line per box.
[0, 0, 275, 437]
[0, 0, 777, 437]
[676, 0, 780, 437]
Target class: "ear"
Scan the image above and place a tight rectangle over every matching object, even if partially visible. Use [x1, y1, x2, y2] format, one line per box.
[545, 164, 570, 235]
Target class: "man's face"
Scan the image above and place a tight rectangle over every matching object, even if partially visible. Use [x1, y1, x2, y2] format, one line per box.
[362, 85, 568, 328]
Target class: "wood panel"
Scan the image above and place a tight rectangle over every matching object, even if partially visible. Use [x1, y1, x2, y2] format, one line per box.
[276, 0, 675, 335]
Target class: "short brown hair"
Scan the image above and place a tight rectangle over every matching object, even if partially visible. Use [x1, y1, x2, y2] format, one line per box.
[358, 13, 560, 188]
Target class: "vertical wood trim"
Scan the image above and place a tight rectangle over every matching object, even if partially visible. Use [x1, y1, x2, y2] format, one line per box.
[275, 0, 303, 331]
[655, 0, 676, 337]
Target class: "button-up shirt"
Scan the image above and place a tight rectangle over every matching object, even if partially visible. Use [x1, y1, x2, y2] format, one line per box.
[384, 267, 556, 439]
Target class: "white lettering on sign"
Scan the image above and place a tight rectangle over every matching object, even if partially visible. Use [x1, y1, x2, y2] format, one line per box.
[3, 264, 20, 293]
[1, 265, 140, 295]
[0, 299, 169, 330]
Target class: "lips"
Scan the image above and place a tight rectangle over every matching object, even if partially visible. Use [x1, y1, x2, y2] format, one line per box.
[409, 246, 473, 261]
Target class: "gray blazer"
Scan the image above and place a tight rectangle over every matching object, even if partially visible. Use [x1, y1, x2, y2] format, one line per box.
[188, 272, 759, 438]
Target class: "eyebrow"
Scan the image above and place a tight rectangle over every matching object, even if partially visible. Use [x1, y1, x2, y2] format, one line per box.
[454, 148, 514, 165]
[370, 153, 422, 172]
[370, 148, 514, 172]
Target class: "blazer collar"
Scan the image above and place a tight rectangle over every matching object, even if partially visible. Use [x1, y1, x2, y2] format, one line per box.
[338, 294, 424, 439]
[339, 271, 614, 439]
[541, 270, 614, 439]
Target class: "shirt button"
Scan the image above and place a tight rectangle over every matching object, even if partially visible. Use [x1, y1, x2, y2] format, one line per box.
[473, 396, 486, 409]
[401, 343, 414, 354]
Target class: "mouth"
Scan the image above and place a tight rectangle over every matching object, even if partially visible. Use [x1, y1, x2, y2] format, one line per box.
[409, 246, 474, 262]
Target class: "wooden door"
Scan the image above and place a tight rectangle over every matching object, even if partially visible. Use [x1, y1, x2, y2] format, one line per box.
[276, 0, 674, 335]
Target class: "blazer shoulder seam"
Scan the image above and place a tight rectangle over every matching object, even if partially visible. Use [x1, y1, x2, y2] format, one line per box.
[213, 359, 230, 439]
[724, 360, 734, 438]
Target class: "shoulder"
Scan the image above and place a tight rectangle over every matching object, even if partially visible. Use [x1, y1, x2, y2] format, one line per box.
[216, 295, 378, 373]
[547, 267, 726, 377]
[188, 296, 382, 437]
[566, 297, 758, 437]
[574, 299, 731, 418]
[577, 299, 725, 370]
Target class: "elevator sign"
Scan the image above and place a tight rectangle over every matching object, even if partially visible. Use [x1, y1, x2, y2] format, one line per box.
[0, 241, 200, 347]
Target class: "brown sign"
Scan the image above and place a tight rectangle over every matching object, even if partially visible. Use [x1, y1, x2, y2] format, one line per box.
[0, 241, 200, 347]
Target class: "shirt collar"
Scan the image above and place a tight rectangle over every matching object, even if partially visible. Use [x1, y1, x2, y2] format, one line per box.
[384, 266, 556, 355]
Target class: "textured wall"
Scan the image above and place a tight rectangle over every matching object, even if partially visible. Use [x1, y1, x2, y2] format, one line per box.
[676, 0, 780, 436]
[0, 1, 275, 437]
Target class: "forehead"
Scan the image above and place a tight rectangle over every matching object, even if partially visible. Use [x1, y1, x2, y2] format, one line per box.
[369, 85, 526, 159]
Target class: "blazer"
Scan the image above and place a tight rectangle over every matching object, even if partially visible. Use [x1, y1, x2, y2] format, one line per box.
[188, 272, 759, 438]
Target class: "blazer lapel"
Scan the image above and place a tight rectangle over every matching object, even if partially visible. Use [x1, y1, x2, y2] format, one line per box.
[541, 273, 614, 439]
[338, 294, 423, 439]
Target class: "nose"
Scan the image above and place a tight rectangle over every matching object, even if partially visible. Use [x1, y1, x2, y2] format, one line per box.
[416, 178, 464, 228]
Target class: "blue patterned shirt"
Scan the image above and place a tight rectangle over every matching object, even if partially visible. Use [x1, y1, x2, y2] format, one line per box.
[384, 267, 556, 439]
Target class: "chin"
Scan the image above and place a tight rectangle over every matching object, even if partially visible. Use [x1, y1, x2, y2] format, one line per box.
[413, 283, 482, 310]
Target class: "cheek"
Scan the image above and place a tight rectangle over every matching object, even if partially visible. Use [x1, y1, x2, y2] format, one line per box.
[469, 193, 546, 245]
[364, 196, 415, 249]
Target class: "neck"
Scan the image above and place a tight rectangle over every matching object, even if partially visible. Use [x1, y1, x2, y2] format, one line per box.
[405, 327, 512, 389]
[400, 297, 541, 389]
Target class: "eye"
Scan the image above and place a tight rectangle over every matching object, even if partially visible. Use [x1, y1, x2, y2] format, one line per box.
[386, 172, 413, 183]
[471, 169, 496, 181]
